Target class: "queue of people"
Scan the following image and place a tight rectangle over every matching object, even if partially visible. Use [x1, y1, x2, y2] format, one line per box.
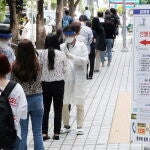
[0, 7, 120, 150]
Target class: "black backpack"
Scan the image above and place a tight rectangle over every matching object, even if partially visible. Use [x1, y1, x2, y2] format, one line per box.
[0, 81, 17, 149]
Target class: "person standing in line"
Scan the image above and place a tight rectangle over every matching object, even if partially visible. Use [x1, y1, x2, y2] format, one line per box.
[83, 6, 91, 20]
[79, 15, 93, 79]
[92, 17, 106, 69]
[40, 34, 67, 140]
[62, 10, 73, 28]
[11, 39, 44, 150]
[86, 21, 96, 79]
[102, 15, 116, 67]
[79, 15, 93, 55]
[0, 53, 27, 150]
[60, 25, 89, 135]
[110, 8, 121, 36]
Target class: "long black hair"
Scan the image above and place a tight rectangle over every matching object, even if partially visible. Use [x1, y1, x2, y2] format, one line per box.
[45, 34, 60, 70]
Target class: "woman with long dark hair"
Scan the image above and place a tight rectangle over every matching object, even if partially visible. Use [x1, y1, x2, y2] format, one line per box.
[40, 34, 67, 140]
[11, 39, 44, 150]
[92, 17, 106, 69]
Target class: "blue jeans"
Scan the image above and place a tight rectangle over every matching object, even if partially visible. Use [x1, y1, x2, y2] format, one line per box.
[100, 51, 105, 64]
[20, 94, 44, 150]
[105, 39, 113, 62]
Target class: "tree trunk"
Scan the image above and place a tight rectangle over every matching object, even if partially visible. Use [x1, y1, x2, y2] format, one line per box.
[63, 0, 68, 7]
[68, 0, 80, 18]
[36, 0, 46, 49]
[56, 0, 63, 30]
[7, 0, 19, 46]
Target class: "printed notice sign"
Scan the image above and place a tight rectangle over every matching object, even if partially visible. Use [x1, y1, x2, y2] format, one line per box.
[131, 5, 150, 143]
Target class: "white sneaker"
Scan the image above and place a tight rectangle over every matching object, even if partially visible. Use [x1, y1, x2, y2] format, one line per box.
[77, 128, 84, 135]
[60, 126, 71, 134]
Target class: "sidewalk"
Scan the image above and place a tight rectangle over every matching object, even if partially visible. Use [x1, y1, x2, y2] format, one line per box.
[28, 35, 145, 150]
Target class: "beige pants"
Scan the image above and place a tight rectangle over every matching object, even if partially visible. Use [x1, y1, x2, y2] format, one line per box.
[62, 104, 84, 128]
[95, 50, 100, 70]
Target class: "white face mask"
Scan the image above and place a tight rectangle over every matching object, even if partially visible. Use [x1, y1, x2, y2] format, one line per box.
[65, 37, 75, 44]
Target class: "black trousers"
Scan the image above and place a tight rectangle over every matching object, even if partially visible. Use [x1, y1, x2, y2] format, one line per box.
[42, 80, 64, 134]
[87, 53, 95, 78]
[87, 43, 95, 78]
[89, 53, 95, 77]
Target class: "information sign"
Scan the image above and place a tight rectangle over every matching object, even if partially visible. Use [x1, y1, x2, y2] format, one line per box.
[131, 5, 150, 143]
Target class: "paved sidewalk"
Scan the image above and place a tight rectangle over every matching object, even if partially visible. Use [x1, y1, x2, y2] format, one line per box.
[27, 35, 146, 150]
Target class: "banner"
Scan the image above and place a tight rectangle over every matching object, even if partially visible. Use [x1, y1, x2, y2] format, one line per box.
[131, 5, 150, 143]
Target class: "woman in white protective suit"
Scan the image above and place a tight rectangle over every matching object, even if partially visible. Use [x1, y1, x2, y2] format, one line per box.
[60, 25, 89, 135]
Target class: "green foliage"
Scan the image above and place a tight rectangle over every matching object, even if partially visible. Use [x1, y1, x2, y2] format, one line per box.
[78, 0, 84, 13]
[97, 7, 107, 13]
[116, 5, 123, 15]
[140, 0, 150, 4]
[51, 0, 56, 9]
[0, 0, 7, 22]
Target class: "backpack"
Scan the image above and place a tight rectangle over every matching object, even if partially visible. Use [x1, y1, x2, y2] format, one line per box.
[62, 16, 70, 27]
[0, 81, 17, 149]
[110, 15, 120, 25]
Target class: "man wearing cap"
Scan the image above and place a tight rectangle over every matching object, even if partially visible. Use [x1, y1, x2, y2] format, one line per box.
[60, 25, 89, 135]
[0, 25, 15, 65]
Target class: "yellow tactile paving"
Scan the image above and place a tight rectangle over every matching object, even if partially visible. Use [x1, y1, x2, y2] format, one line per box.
[108, 92, 131, 144]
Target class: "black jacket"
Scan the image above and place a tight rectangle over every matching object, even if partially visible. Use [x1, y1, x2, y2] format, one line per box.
[102, 22, 116, 39]
[93, 24, 106, 51]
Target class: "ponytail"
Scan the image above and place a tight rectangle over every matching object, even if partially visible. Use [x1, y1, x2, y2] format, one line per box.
[48, 48, 55, 70]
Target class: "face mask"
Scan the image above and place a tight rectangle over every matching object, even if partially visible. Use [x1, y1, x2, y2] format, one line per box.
[65, 37, 75, 44]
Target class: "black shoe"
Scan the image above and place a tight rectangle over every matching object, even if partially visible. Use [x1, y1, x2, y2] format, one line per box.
[43, 134, 50, 141]
[94, 70, 100, 72]
[68, 104, 71, 111]
[86, 74, 89, 79]
[53, 135, 59, 140]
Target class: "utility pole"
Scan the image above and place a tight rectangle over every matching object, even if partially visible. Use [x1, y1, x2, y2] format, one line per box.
[121, 0, 129, 52]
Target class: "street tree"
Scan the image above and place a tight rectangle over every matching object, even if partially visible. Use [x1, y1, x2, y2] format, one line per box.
[56, 0, 63, 30]
[63, 0, 68, 7]
[7, 0, 20, 45]
[36, 0, 46, 49]
[68, 0, 80, 17]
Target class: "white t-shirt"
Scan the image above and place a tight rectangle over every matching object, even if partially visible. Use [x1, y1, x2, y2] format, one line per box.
[84, 10, 91, 19]
[0, 83, 27, 139]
